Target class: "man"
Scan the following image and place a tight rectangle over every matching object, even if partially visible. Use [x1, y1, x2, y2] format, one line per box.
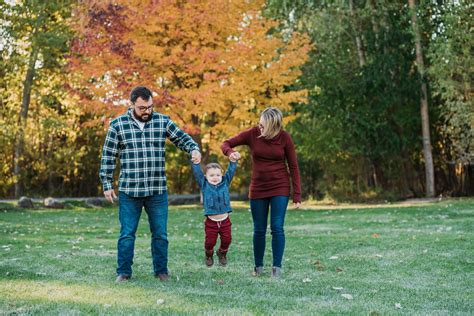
[99, 86, 201, 282]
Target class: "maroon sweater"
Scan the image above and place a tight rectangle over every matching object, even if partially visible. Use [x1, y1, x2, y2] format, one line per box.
[221, 127, 301, 203]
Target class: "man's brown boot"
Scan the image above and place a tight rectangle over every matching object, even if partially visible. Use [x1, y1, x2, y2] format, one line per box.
[115, 274, 130, 283]
[205, 250, 214, 267]
[216, 250, 227, 266]
[155, 273, 170, 281]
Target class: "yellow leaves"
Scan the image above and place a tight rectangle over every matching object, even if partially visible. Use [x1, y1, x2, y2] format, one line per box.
[72, 0, 311, 156]
[200, 133, 211, 145]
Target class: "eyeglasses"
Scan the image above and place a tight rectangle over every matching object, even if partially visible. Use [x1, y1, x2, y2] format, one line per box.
[136, 104, 154, 112]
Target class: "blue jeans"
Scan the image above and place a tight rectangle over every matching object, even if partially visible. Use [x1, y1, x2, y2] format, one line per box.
[117, 191, 168, 276]
[250, 196, 289, 268]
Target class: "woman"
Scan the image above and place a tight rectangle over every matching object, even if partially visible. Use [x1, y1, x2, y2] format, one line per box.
[221, 107, 301, 277]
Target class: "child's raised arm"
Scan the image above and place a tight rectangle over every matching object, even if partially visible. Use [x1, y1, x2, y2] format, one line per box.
[191, 162, 205, 188]
[224, 161, 237, 184]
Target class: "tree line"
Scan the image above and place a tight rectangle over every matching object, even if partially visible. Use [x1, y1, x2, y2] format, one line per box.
[0, 0, 472, 201]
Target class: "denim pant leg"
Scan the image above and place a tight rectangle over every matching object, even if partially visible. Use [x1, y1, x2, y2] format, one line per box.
[117, 192, 144, 276]
[250, 198, 270, 268]
[270, 196, 289, 268]
[144, 192, 169, 275]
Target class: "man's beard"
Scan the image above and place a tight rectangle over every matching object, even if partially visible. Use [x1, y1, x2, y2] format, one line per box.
[133, 109, 152, 122]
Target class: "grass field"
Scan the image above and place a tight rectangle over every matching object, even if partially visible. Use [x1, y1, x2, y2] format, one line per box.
[0, 198, 473, 315]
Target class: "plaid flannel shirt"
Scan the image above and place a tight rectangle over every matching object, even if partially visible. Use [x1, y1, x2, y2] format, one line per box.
[99, 108, 200, 197]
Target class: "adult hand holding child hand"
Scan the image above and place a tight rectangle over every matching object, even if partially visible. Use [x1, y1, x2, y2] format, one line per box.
[191, 150, 202, 164]
[229, 151, 241, 162]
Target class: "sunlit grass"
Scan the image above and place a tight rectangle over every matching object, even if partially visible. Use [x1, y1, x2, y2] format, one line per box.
[0, 198, 473, 314]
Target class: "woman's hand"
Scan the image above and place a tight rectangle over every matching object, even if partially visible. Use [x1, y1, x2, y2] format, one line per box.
[293, 202, 301, 209]
[229, 151, 241, 162]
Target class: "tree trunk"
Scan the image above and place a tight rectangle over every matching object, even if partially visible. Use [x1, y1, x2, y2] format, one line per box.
[14, 45, 39, 198]
[408, 0, 435, 197]
[367, 0, 379, 48]
[349, 0, 366, 67]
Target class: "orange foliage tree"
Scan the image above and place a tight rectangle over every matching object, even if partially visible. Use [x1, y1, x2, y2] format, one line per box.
[70, 0, 311, 156]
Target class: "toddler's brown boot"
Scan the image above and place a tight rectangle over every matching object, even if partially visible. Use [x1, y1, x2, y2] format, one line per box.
[205, 250, 214, 267]
[216, 250, 227, 266]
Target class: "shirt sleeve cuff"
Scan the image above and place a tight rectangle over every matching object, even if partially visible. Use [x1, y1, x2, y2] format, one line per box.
[103, 182, 113, 191]
[224, 149, 235, 156]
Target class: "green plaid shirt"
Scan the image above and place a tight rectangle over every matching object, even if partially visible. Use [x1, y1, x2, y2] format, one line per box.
[99, 108, 200, 197]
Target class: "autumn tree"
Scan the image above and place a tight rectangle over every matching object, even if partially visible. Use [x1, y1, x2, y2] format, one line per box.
[70, 0, 311, 160]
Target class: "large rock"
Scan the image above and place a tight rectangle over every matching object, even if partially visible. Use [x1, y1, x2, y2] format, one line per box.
[44, 197, 65, 209]
[168, 194, 200, 205]
[18, 196, 34, 209]
[86, 197, 108, 207]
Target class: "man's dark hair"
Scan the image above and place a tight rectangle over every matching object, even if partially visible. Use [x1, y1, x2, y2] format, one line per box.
[130, 86, 153, 103]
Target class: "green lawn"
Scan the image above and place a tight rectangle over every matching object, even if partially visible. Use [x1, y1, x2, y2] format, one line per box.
[0, 199, 473, 315]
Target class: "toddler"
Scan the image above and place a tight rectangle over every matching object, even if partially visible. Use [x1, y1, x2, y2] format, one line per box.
[191, 156, 239, 266]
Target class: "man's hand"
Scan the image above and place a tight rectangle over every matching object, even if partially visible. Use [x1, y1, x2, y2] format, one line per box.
[191, 150, 201, 164]
[104, 189, 117, 203]
[293, 202, 301, 209]
[229, 151, 241, 162]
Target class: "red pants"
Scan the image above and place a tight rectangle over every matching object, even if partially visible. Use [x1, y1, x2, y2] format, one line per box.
[204, 217, 232, 254]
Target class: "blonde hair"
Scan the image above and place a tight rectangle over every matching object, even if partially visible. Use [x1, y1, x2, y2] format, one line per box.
[259, 107, 283, 139]
[205, 163, 223, 172]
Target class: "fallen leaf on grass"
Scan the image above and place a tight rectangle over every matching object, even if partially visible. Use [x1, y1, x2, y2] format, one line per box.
[332, 287, 343, 290]
[302, 278, 312, 283]
[336, 267, 344, 273]
[374, 254, 383, 258]
[371, 233, 380, 238]
[314, 260, 325, 271]
[156, 299, 164, 305]
[395, 303, 402, 309]
[341, 294, 353, 300]
[217, 279, 224, 285]
[329, 256, 338, 260]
